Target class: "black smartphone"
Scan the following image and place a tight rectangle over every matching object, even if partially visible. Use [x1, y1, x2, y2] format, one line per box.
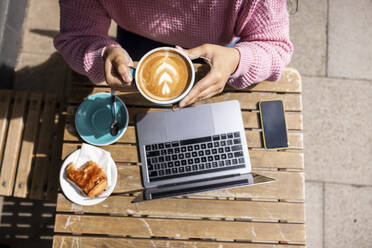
[259, 100, 288, 149]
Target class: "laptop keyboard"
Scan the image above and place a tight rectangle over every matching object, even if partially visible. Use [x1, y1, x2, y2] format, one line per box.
[145, 132, 246, 182]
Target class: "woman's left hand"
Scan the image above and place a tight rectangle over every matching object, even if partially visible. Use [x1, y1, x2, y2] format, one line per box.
[173, 44, 240, 110]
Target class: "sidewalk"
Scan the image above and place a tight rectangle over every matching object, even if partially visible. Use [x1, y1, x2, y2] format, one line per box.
[289, 0, 372, 247]
[1, 0, 372, 247]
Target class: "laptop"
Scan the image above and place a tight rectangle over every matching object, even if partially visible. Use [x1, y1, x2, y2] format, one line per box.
[133, 100, 274, 202]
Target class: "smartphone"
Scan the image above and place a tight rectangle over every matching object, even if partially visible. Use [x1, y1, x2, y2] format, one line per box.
[259, 100, 288, 149]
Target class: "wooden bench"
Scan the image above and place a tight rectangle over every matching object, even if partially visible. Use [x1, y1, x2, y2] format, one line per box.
[53, 66, 306, 247]
[0, 90, 65, 201]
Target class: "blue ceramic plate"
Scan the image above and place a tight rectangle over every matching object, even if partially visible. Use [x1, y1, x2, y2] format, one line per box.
[75, 93, 129, 146]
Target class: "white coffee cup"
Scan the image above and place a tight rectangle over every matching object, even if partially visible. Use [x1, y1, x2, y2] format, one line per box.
[130, 47, 195, 105]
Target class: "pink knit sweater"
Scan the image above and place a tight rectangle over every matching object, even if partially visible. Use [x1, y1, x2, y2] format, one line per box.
[54, 0, 293, 88]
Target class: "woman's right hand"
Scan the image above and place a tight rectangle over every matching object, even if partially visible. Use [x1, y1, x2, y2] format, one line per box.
[103, 46, 134, 90]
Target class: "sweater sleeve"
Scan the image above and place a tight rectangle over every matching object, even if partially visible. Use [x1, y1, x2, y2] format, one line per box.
[228, 0, 293, 89]
[54, 0, 120, 84]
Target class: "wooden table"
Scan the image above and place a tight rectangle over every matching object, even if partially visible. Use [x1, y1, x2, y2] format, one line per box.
[0, 90, 64, 200]
[53, 66, 305, 247]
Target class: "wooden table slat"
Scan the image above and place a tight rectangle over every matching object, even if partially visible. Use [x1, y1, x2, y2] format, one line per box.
[53, 235, 305, 248]
[66, 106, 303, 130]
[0, 90, 12, 165]
[63, 125, 303, 149]
[68, 90, 302, 111]
[0, 91, 27, 196]
[238, 67, 302, 93]
[193, 170, 304, 201]
[29, 94, 57, 199]
[54, 214, 305, 242]
[13, 93, 43, 198]
[46, 110, 65, 201]
[57, 193, 304, 222]
[250, 150, 304, 169]
[75, 165, 304, 200]
[57, 166, 304, 200]
[111, 166, 305, 200]
[62, 143, 304, 169]
[197, 92, 302, 112]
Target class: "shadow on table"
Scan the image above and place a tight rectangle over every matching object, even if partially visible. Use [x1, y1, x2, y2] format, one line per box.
[13, 52, 70, 96]
[0, 50, 76, 199]
[0, 49, 70, 247]
[0, 65, 14, 89]
[0, 197, 56, 248]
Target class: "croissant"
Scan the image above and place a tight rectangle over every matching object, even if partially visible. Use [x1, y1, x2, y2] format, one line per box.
[66, 161, 108, 198]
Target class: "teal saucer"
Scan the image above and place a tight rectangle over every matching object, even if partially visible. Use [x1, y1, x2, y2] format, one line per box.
[75, 92, 129, 146]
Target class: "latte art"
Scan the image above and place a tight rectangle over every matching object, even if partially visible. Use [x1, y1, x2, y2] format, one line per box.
[156, 62, 177, 95]
[137, 50, 192, 101]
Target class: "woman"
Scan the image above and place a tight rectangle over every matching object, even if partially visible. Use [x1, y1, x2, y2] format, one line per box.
[54, 0, 293, 109]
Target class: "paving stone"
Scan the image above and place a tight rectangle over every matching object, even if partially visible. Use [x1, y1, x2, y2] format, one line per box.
[328, 0, 372, 80]
[22, 1, 118, 54]
[26, 0, 60, 30]
[22, 31, 57, 54]
[14, 52, 68, 97]
[303, 76, 372, 185]
[289, 0, 327, 76]
[324, 183, 372, 248]
[21, 0, 59, 54]
[305, 181, 323, 248]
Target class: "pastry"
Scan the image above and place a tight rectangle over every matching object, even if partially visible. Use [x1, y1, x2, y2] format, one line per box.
[66, 160, 108, 198]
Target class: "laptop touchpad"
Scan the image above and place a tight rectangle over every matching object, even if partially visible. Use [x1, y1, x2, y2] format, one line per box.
[166, 105, 215, 140]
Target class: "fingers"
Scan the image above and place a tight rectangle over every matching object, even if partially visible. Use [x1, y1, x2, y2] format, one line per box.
[197, 84, 222, 100]
[104, 60, 128, 90]
[112, 57, 133, 85]
[180, 68, 224, 106]
[104, 47, 135, 90]
[177, 44, 210, 61]
[177, 72, 214, 108]
[127, 56, 135, 68]
[173, 71, 226, 111]
[172, 83, 222, 111]
[104, 58, 119, 87]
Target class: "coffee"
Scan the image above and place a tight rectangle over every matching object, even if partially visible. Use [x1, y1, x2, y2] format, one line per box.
[137, 49, 192, 102]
